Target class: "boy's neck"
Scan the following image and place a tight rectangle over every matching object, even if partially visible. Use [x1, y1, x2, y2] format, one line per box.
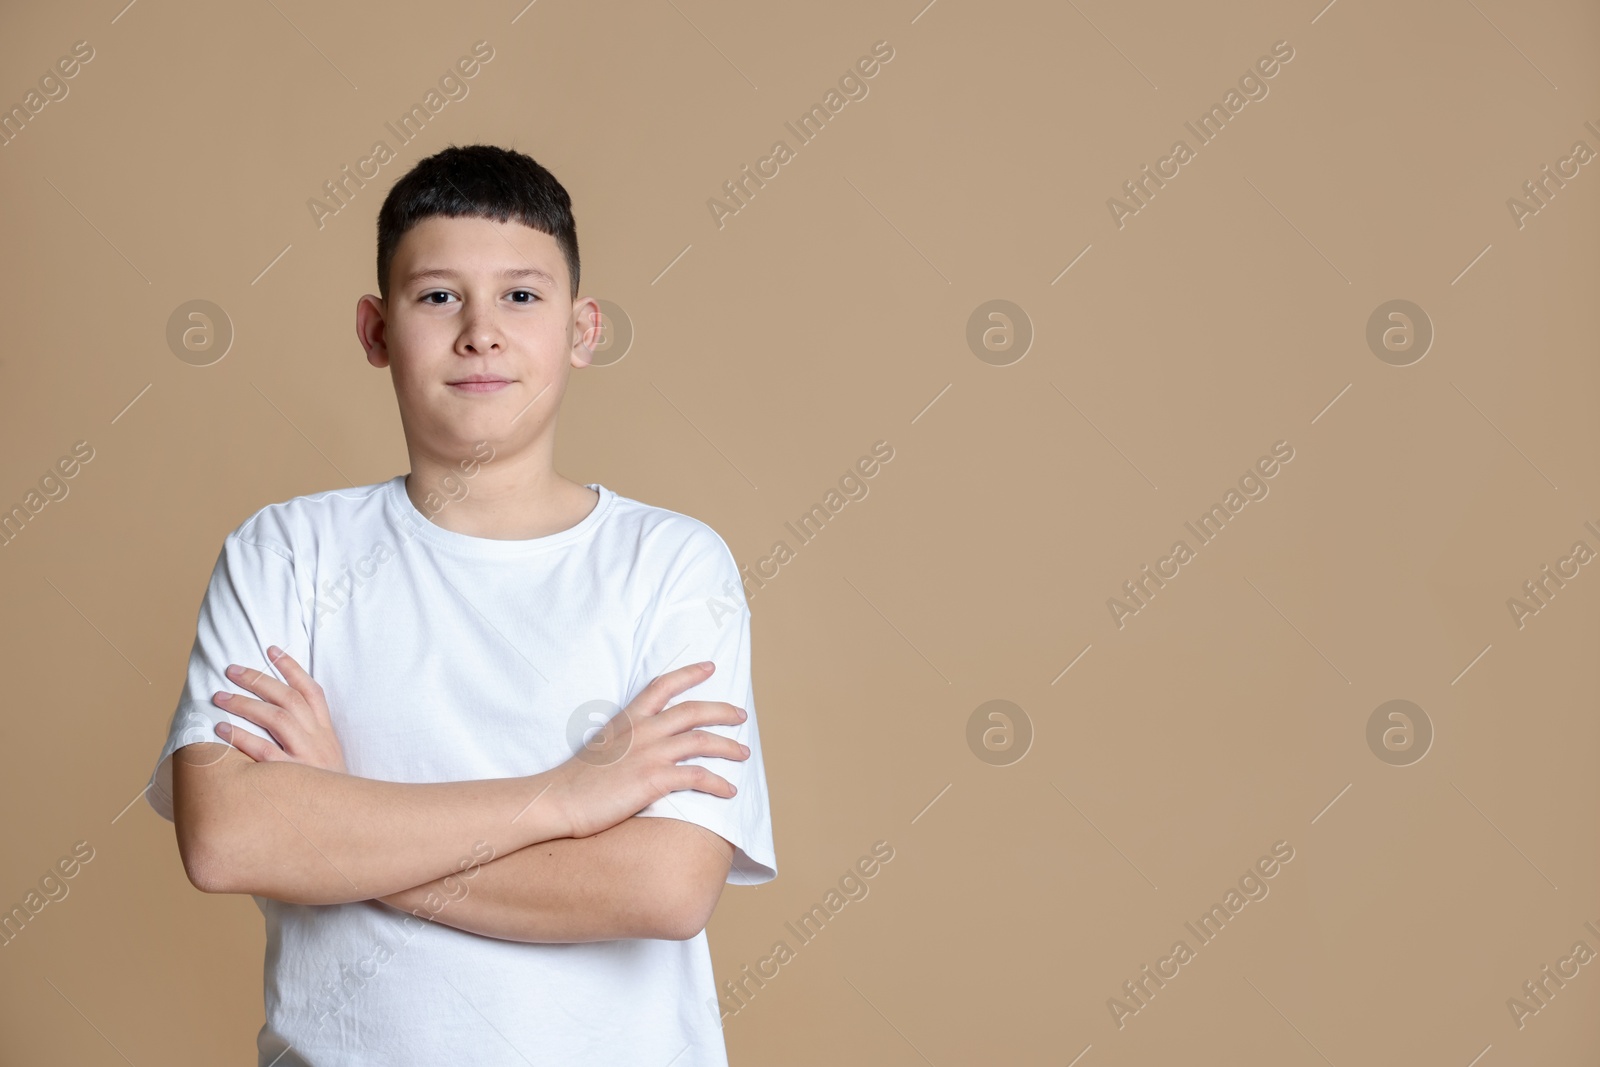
[403, 451, 598, 541]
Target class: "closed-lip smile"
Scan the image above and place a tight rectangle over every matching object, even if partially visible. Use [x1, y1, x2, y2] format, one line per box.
[447, 374, 513, 392]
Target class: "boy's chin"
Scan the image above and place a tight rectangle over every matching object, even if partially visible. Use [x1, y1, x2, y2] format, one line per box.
[407, 412, 508, 445]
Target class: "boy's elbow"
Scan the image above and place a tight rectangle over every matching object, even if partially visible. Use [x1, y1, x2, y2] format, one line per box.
[658, 898, 712, 941]
[657, 864, 730, 941]
[171, 743, 255, 895]
[179, 840, 230, 894]
[175, 815, 242, 894]
[648, 824, 735, 940]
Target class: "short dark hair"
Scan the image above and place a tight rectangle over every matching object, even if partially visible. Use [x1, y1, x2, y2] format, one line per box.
[376, 144, 580, 303]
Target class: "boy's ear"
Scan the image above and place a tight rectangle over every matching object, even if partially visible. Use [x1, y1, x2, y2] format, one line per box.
[357, 294, 390, 368]
[570, 297, 600, 369]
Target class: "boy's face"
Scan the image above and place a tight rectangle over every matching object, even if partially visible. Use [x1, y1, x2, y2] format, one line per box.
[357, 215, 598, 460]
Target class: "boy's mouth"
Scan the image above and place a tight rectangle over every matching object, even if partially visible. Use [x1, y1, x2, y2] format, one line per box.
[447, 374, 514, 393]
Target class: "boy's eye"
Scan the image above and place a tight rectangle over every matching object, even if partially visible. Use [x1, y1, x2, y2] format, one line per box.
[418, 290, 539, 304]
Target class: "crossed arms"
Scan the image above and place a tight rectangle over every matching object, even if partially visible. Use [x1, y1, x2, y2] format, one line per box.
[171, 656, 750, 943]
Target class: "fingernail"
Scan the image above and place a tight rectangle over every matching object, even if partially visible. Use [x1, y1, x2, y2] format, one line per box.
[216, 723, 232, 737]
[737, 707, 748, 721]
[698, 661, 714, 671]
[268, 645, 283, 660]
[226, 665, 242, 678]
[214, 691, 230, 702]
[739, 743, 750, 756]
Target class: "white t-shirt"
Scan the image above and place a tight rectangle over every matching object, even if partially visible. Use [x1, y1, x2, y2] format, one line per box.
[146, 474, 776, 1067]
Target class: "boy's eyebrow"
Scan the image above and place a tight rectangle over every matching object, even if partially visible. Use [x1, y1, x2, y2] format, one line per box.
[404, 266, 558, 287]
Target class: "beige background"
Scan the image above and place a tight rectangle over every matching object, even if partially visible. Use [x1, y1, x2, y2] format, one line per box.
[1, 0, 1596, 1063]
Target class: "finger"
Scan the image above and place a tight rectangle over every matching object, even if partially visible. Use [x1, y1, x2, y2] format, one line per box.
[635, 662, 716, 717]
[267, 646, 328, 715]
[670, 729, 749, 763]
[215, 721, 287, 763]
[680, 765, 737, 799]
[213, 691, 292, 749]
[660, 699, 747, 734]
[226, 661, 303, 714]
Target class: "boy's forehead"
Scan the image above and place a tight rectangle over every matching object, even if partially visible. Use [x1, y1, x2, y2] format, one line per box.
[395, 215, 565, 286]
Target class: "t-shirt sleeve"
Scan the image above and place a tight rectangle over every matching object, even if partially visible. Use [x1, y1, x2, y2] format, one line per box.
[145, 531, 311, 823]
[626, 525, 777, 885]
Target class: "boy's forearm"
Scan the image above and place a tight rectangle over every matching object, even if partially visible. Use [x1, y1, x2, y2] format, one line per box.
[378, 816, 734, 943]
[178, 747, 571, 904]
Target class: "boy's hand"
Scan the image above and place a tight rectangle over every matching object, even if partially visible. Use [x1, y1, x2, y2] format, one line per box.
[212, 646, 349, 775]
[548, 662, 750, 840]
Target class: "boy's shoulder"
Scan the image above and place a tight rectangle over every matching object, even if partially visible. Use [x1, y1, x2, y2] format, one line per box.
[596, 484, 736, 563]
[224, 478, 393, 554]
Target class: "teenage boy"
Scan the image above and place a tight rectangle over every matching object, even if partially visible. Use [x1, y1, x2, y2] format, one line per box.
[145, 144, 776, 1067]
